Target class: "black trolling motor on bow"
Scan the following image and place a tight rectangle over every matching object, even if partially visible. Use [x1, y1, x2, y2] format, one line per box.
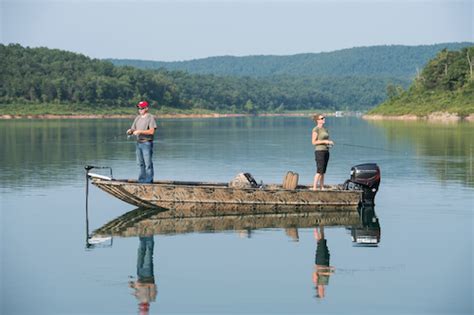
[343, 163, 381, 206]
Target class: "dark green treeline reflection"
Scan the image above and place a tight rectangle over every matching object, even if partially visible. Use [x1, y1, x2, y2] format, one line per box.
[0, 117, 312, 190]
[369, 120, 474, 187]
[1, 117, 473, 190]
[0, 119, 133, 189]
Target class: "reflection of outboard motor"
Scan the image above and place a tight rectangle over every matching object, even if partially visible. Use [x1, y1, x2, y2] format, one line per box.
[344, 163, 381, 205]
[350, 205, 381, 246]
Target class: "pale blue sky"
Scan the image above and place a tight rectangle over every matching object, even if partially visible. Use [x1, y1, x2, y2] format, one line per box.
[1, 0, 473, 61]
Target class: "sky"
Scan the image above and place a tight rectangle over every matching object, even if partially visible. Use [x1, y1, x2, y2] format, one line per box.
[1, 0, 473, 61]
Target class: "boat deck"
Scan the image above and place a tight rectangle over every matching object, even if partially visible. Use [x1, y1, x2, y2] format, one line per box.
[91, 178, 362, 212]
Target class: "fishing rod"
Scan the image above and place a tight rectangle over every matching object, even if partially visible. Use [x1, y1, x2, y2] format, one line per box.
[96, 133, 134, 144]
[335, 143, 399, 153]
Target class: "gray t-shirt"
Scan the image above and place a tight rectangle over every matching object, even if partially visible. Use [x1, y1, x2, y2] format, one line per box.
[131, 113, 157, 142]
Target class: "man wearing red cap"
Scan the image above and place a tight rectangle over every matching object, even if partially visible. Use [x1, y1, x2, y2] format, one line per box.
[127, 101, 157, 183]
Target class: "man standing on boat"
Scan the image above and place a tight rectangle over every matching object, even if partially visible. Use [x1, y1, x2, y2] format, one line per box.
[127, 101, 157, 183]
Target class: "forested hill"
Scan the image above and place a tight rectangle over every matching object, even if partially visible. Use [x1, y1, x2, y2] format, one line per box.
[109, 43, 473, 78]
[369, 46, 474, 116]
[0, 43, 407, 113]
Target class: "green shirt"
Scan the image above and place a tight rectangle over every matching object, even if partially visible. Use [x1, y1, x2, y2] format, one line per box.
[313, 126, 330, 151]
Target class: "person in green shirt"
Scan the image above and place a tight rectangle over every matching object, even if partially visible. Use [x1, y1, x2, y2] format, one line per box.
[311, 114, 334, 190]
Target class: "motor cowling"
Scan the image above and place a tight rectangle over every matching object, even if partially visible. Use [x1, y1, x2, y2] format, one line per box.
[344, 163, 381, 205]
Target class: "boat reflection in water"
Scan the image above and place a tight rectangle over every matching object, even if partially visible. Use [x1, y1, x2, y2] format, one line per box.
[91, 203, 381, 304]
[349, 205, 381, 246]
[93, 203, 364, 237]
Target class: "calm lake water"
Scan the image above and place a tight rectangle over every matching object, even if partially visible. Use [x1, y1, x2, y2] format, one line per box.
[1, 116, 473, 314]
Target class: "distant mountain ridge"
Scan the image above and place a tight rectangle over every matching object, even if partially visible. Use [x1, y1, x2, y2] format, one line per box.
[109, 43, 473, 78]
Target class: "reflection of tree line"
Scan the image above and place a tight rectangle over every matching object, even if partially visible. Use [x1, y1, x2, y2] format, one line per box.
[0, 119, 134, 187]
[371, 121, 474, 186]
[1, 117, 309, 164]
[1, 117, 312, 189]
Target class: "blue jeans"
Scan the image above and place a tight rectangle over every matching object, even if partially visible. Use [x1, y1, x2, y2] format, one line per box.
[137, 236, 155, 282]
[136, 141, 154, 183]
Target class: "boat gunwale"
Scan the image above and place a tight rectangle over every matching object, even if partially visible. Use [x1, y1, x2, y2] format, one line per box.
[91, 178, 359, 194]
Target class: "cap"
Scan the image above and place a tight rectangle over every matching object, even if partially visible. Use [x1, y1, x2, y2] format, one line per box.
[136, 101, 149, 109]
[139, 302, 150, 311]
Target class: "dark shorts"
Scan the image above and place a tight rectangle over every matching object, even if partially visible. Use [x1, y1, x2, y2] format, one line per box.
[315, 150, 330, 174]
[315, 239, 330, 266]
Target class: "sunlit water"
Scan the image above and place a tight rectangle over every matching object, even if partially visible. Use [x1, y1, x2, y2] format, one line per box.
[1, 116, 472, 314]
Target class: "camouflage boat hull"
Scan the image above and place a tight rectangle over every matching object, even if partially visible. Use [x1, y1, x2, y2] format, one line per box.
[91, 178, 362, 213]
[93, 206, 362, 237]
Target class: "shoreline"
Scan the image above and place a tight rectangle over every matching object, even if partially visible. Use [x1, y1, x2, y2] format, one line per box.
[0, 112, 313, 120]
[363, 112, 474, 122]
[1, 111, 473, 122]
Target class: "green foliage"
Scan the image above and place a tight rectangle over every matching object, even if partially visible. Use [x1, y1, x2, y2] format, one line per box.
[6, 43, 472, 115]
[369, 46, 474, 117]
[1, 43, 411, 114]
[417, 47, 474, 91]
[109, 43, 473, 78]
[161, 70, 408, 112]
[386, 84, 405, 100]
[243, 99, 256, 114]
[0, 44, 183, 109]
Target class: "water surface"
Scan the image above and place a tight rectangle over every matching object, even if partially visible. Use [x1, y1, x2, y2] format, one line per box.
[1, 116, 472, 314]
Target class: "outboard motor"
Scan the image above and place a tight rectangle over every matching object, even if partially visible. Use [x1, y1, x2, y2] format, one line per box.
[344, 163, 381, 205]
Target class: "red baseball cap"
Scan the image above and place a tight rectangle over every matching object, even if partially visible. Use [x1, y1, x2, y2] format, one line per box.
[136, 101, 149, 109]
[139, 302, 150, 311]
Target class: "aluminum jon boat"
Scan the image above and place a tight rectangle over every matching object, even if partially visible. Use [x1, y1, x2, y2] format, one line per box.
[87, 164, 380, 215]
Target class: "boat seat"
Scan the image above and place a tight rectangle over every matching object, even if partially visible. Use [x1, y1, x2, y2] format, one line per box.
[282, 171, 299, 190]
[229, 172, 258, 188]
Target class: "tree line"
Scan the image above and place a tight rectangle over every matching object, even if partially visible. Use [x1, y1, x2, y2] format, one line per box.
[110, 43, 473, 78]
[0, 44, 181, 108]
[416, 47, 474, 91]
[1, 43, 408, 113]
[369, 46, 474, 116]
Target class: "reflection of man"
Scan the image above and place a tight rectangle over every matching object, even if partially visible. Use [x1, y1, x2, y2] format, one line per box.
[129, 236, 157, 315]
[312, 227, 335, 299]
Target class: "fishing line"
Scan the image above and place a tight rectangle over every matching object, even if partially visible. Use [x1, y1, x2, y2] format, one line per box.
[335, 143, 400, 153]
[334, 143, 460, 162]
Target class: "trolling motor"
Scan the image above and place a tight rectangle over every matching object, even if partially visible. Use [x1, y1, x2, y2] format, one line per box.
[344, 163, 381, 205]
[84, 165, 114, 249]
